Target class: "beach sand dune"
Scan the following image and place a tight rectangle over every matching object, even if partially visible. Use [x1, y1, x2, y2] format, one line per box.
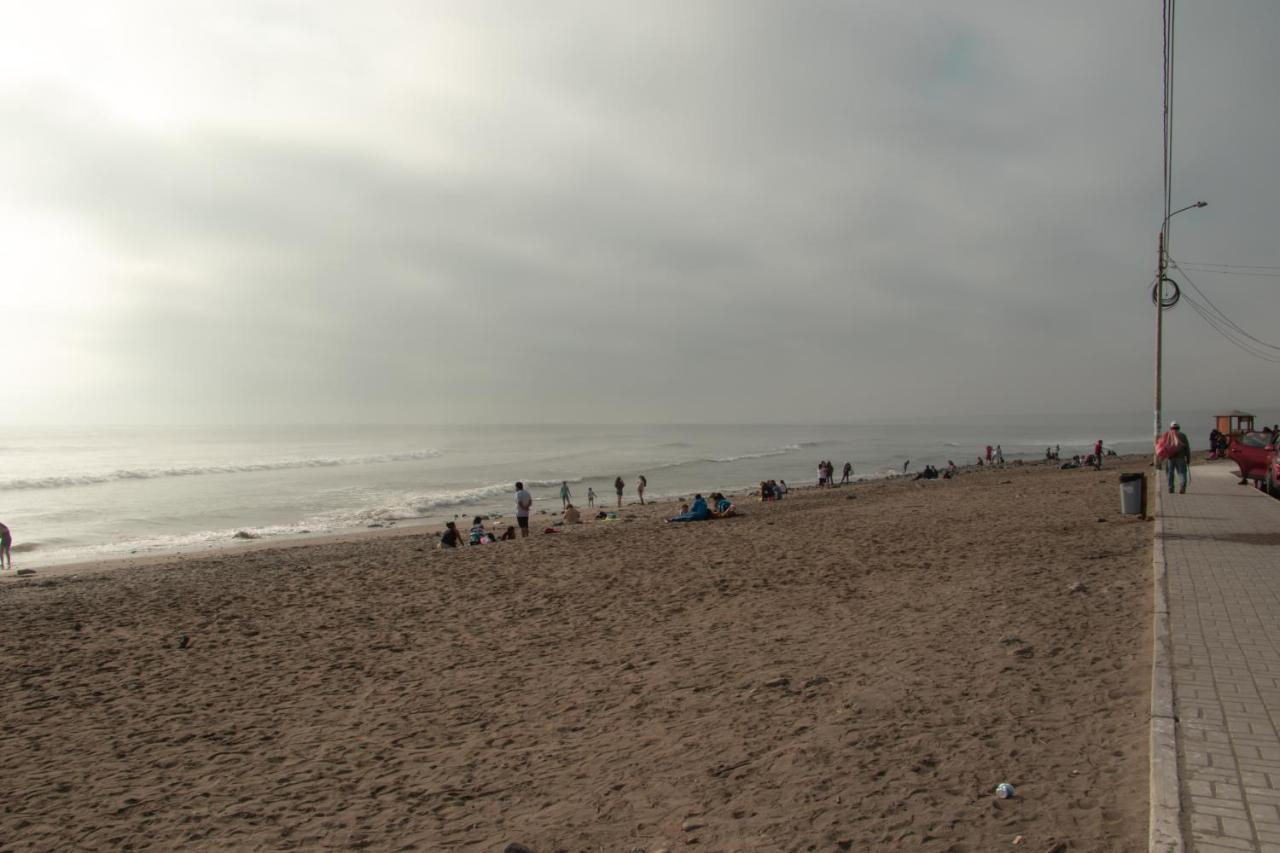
[0, 460, 1151, 851]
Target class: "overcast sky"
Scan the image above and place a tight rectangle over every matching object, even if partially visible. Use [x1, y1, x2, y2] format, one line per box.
[1, 1, 1277, 425]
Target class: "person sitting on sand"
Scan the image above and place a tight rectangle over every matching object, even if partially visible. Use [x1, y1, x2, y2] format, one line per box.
[760, 480, 775, 501]
[667, 494, 711, 523]
[440, 521, 464, 549]
[470, 516, 495, 544]
[563, 503, 581, 524]
[500, 525, 517, 541]
[709, 493, 736, 518]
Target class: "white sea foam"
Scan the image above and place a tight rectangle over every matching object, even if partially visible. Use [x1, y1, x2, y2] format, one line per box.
[0, 449, 444, 491]
[707, 444, 804, 463]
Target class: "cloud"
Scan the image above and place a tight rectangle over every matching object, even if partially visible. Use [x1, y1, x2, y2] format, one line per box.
[0, 0, 1276, 424]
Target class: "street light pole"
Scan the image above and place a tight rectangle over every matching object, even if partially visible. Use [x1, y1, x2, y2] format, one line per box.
[1154, 200, 1207, 463]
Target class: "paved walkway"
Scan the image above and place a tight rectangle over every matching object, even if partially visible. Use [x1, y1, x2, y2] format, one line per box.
[1161, 461, 1280, 852]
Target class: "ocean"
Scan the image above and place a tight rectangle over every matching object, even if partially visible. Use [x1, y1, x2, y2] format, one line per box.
[0, 413, 1197, 568]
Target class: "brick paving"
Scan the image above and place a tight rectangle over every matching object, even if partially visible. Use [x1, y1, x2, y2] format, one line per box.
[1162, 461, 1280, 852]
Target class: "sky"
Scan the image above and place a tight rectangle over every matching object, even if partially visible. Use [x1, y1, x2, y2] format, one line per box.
[1, 0, 1277, 426]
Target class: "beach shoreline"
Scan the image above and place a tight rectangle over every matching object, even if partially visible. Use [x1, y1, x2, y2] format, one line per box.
[1, 456, 1120, 583]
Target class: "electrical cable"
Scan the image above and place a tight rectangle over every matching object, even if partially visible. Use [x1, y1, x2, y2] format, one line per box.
[1178, 262, 1280, 271]
[1180, 293, 1280, 362]
[1165, 256, 1280, 358]
[1175, 268, 1280, 279]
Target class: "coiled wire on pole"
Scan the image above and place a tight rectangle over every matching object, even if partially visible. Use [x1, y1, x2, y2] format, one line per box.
[1152, 276, 1181, 309]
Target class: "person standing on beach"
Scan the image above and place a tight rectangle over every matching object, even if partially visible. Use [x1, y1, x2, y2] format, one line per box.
[995, 445, 1004, 465]
[1093, 439, 1104, 470]
[637, 475, 647, 505]
[903, 460, 910, 473]
[0, 521, 10, 570]
[1163, 421, 1191, 494]
[614, 476, 625, 508]
[587, 486, 596, 508]
[559, 481, 572, 509]
[841, 462, 852, 484]
[514, 482, 532, 537]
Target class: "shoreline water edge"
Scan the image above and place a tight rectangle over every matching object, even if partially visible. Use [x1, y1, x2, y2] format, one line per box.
[0, 419, 1178, 571]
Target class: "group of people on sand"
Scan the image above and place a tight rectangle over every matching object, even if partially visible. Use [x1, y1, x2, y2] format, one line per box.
[817, 461, 853, 487]
[666, 492, 735, 522]
[759, 479, 787, 501]
[442, 476, 656, 549]
[439, 515, 521, 548]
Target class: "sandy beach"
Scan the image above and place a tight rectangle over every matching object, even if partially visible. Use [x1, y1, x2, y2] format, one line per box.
[0, 458, 1153, 851]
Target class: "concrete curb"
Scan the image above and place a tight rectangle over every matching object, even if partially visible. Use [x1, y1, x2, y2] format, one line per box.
[1149, 482, 1184, 853]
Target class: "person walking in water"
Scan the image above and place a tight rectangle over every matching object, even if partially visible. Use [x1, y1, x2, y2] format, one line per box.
[0, 521, 11, 570]
[514, 482, 532, 538]
[614, 476, 625, 508]
[559, 481, 572, 509]
[587, 486, 596, 508]
[637, 475, 647, 505]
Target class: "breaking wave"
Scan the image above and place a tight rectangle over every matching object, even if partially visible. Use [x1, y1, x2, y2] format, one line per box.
[0, 449, 444, 491]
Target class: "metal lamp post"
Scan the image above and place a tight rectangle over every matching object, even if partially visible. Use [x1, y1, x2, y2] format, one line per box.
[1154, 200, 1207, 462]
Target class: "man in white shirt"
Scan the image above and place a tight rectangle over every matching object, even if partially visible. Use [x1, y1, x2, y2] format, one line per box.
[514, 482, 533, 538]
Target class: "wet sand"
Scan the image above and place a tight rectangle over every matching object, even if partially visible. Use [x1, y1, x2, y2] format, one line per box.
[0, 458, 1153, 851]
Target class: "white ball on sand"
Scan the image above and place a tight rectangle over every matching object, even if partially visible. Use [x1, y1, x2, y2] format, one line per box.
[995, 782, 1015, 799]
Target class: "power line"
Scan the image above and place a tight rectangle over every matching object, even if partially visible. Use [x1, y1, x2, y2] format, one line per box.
[1180, 294, 1280, 362]
[1176, 268, 1280, 279]
[1167, 256, 1280, 360]
[1178, 262, 1280, 271]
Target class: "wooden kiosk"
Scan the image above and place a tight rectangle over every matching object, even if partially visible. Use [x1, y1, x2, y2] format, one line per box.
[1214, 410, 1256, 444]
